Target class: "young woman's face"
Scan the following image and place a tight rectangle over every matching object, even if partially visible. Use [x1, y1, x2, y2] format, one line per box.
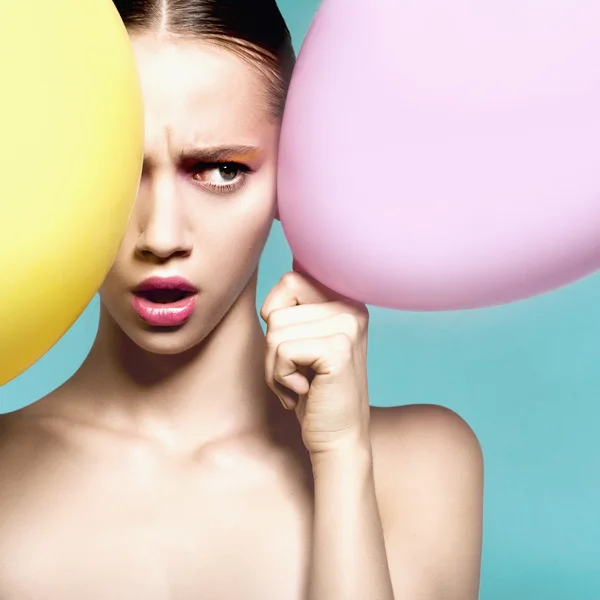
[99, 34, 280, 354]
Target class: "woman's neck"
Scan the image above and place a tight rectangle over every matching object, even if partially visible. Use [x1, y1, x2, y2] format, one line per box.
[67, 282, 282, 451]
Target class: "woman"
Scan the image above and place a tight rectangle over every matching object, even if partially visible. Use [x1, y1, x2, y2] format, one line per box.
[0, 1, 483, 598]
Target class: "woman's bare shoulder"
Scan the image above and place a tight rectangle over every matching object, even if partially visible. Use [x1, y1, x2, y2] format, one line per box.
[0, 388, 91, 493]
[370, 403, 482, 460]
[369, 403, 482, 495]
[0, 396, 68, 473]
[369, 404, 483, 598]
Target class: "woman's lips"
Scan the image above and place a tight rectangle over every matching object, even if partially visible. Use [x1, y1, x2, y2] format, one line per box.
[132, 276, 198, 326]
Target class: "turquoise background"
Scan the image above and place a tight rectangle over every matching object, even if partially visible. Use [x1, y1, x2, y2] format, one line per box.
[1, 1, 599, 598]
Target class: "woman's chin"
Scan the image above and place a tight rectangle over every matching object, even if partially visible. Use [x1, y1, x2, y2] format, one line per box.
[120, 320, 207, 357]
[138, 332, 203, 356]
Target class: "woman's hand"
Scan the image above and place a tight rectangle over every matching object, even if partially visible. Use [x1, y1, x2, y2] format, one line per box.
[260, 264, 371, 457]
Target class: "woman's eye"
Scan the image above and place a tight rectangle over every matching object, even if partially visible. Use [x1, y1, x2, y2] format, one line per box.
[214, 164, 240, 182]
[194, 163, 244, 185]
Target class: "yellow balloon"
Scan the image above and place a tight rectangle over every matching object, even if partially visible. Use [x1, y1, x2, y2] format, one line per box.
[0, 0, 143, 385]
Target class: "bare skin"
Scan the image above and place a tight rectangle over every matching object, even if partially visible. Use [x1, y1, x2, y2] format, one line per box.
[0, 33, 483, 600]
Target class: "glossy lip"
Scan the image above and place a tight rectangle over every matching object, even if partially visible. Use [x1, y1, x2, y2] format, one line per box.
[133, 276, 198, 294]
[132, 276, 198, 327]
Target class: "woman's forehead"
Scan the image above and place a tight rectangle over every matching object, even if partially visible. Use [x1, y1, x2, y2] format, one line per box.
[131, 34, 274, 153]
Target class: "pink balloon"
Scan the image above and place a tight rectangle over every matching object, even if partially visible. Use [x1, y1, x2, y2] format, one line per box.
[277, 0, 600, 310]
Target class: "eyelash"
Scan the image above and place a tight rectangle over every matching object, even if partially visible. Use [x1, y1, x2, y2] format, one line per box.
[190, 161, 252, 194]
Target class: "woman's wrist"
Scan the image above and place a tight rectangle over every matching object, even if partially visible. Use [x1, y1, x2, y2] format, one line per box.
[310, 437, 374, 482]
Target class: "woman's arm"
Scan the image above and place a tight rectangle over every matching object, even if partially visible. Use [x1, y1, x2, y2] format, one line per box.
[309, 443, 394, 600]
[260, 271, 483, 600]
[308, 406, 483, 600]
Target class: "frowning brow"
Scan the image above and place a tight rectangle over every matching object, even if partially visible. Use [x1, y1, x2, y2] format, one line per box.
[178, 145, 263, 163]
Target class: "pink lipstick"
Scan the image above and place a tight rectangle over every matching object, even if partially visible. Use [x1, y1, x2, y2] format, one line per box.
[132, 276, 198, 327]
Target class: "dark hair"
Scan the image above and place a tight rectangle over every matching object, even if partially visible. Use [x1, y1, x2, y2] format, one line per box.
[113, 0, 296, 117]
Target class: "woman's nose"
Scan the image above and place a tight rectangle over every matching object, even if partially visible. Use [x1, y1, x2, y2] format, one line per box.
[135, 175, 192, 262]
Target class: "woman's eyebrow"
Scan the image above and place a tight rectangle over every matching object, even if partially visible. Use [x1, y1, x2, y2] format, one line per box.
[178, 144, 264, 162]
